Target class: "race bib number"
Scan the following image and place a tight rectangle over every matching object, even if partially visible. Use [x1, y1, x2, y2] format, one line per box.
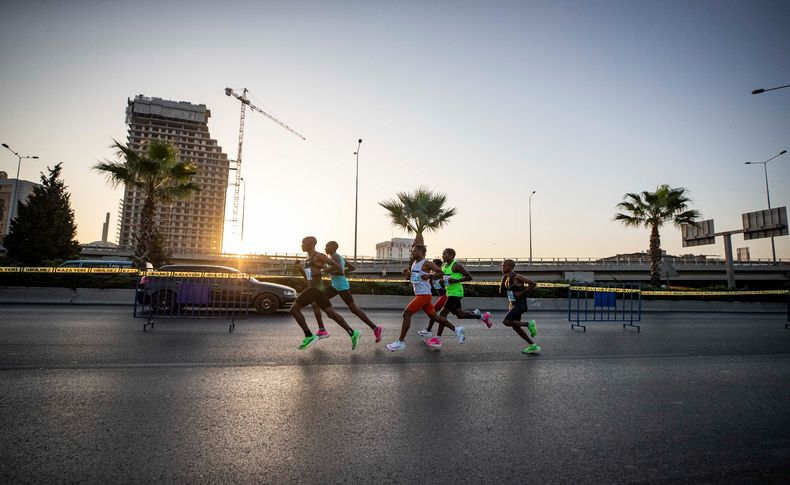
[507, 290, 516, 302]
[410, 272, 422, 284]
[304, 268, 313, 280]
[443, 275, 451, 285]
[432, 279, 442, 290]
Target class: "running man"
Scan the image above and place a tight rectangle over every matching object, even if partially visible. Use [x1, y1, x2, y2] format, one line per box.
[500, 259, 540, 354]
[386, 244, 465, 352]
[291, 236, 361, 350]
[419, 249, 492, 346]
[311, 241, 384, 343]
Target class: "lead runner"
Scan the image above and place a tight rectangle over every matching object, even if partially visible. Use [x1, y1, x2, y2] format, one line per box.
[290, 236, 361, 350]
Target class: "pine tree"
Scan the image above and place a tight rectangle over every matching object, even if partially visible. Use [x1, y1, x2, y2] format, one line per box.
[4, 163, 80, 265]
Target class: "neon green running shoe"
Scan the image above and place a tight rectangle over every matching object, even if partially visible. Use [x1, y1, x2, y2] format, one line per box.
[522, 343, 541, 354]
[528, 320, 537, 338]
[299, 334, 319, 350]
[350, 329, 361, 350]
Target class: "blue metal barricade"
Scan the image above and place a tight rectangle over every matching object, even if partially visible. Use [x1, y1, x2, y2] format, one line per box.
[568, 282, 641, 332]
[133, 272, 251, 332]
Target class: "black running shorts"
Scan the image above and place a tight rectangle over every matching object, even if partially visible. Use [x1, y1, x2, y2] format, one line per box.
[295, 287, 331, 309]
[504, 300, 528, 322]
[443, 296, 463, 313]
[325, 286, 355, 306]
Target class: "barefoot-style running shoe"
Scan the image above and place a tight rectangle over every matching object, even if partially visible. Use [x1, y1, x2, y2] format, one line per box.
[299, 335, 319, 350]
[522, 343, 541, 354]
[417, 329, 432, 337]
[350, 329, 361, 350]
[455, 326, 465, 343]
[316, 329, 330, 339]
[374, 325, 383, 343]
[481, 312, 492, 328]
[386, 340, 406, 352]
[424, 336, 442, 350]
[528, 320, 537, 338]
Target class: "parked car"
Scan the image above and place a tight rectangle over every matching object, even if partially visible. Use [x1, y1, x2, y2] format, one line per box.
[136, 264, 297, 314]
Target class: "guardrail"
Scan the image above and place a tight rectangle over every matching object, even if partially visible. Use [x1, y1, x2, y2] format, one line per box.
[79, 247, 790, 266]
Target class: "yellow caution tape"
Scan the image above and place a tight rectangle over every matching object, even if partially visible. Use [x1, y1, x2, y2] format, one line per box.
[569, 286, 641, 293]
[642, 289, 789, 296]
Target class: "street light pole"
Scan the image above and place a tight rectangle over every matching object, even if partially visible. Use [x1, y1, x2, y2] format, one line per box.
[745, 149, 787, 263]
[240, 177, 246, 244]
[529, 190, 536, 262]
[353, 138, 362, 261]
[1, 143, 38, 235]
[751, 83, 790, 95]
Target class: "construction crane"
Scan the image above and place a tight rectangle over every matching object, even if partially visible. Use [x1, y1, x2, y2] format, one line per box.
[224, 87, 306, 236]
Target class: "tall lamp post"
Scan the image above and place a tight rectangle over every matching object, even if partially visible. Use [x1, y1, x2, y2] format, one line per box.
[353, 138, 362, 261]
[745, 149, 787, 263]
[529, 190, 536, 262]
[240, 177, 247, 244]
[1, 143, 38, 234]
[752, 84, 790, 95]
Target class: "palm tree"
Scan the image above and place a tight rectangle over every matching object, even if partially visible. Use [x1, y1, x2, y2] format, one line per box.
[94, 140, 200, 269]
[379, 186, 457, 247]
[614, 184, 700, 286]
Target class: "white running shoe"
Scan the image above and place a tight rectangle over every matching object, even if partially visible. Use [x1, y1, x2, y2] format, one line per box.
[473, 309, 481, 317]
[417, 329, 432, 337]
[386, 340, 406, 352]
[455, 326, 465, 343]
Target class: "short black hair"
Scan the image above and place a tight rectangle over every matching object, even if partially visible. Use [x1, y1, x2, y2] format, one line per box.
[413, 244, 427, 252]
[444, 248, 456, 258]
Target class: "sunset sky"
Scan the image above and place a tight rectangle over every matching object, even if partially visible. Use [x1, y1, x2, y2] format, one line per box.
[1, 0, 788, 259]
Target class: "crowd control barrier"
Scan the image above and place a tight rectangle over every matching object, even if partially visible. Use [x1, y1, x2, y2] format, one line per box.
[132, 273, 250, 332]
[568, 283, 642, 332]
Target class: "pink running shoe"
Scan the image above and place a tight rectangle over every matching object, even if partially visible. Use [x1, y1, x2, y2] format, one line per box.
[316, 329, 330, 339]
[424, 336, 442, 350]
[374, 325, 383, 343]
[481, 312, 492, 328]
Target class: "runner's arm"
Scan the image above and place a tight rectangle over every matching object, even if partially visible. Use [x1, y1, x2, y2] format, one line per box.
[327, 253, 344, 275]
[345, 260, 356, 274]
[317, 253, 341, 273]
[499, 275, 507, 296]
[516, 274, 537, 291]
[450, 262, 473, 284]
[422, 260, 442, 280]
[294, 260, 306, 279]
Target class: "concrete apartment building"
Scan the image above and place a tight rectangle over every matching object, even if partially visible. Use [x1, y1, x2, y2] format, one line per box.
[0, 171, 38, 237]
[375, 237, 415, 260]
[119, 96, 230, 254]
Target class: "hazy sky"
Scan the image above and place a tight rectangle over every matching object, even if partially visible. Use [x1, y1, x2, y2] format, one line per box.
[1, 0, 788, 259]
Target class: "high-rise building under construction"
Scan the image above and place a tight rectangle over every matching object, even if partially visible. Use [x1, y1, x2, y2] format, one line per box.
[118, 96, 229, 254]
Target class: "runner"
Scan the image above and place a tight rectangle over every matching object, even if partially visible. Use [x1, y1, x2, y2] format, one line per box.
[417, 258, 448, 337]
[420, 249, 492, 347]
[386, 244, 465, 352]
[291, 236, 361, 350]
[500, 259, 540, 354]
[311, 241, 384, 343]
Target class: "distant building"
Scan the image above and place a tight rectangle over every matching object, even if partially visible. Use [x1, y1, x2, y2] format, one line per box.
[0, 171, 39, 237]
[376, 237, 414, 260]
[118, 95, 230, 254]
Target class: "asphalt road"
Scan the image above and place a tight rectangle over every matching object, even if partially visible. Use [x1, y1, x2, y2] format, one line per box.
[1, 305, 789, 484]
